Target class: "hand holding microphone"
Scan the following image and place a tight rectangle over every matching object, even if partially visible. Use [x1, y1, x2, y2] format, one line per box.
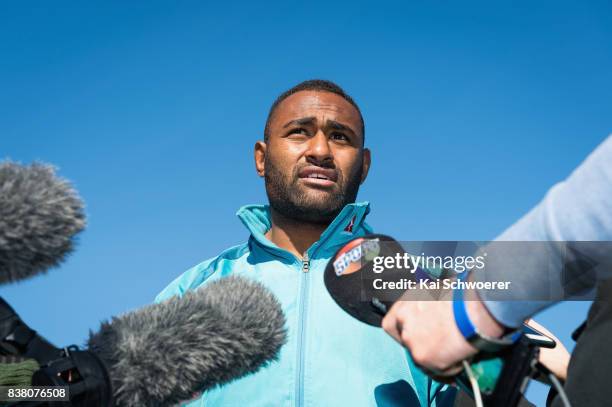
[381, 289, 492, 377]
[2, 275, 286, 406]
[31, 275, 287, 407]
[324, 235, 484, 375]
[0, 160, 87, 366]
[323, 235, 560, 407]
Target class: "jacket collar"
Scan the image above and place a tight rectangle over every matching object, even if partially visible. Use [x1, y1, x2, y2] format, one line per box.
[236, 202, 372, 260]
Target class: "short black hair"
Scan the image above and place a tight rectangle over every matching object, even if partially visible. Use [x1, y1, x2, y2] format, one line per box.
[263, 79, 365, 143]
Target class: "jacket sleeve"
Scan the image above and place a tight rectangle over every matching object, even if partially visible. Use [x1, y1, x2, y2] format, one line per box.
[477, 134, 612, 327]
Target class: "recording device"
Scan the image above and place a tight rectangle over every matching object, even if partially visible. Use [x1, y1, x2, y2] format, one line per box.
[522, 325, 556, 349]
[0, 161, 86, 285]
[1, 276, 287, 407]
[0, 161, 287, 405]
[324, 234, 557, 407]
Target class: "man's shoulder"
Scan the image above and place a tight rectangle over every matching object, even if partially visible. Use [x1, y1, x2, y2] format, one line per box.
[154, 242, 250, 303]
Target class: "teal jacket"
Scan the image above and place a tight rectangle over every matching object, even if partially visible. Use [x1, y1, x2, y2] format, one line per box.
[155, 202, 456, 407]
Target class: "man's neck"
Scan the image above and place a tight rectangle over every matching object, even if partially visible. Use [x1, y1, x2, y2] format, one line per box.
[265, 208, 328, 259]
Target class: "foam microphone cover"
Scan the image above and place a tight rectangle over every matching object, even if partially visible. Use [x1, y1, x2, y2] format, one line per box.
[0, 161, 86, 285]
[88, 276, 287, 407]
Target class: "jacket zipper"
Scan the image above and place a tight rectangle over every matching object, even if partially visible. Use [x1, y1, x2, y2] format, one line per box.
[292, 210, 352, 406]
[295, 251, 310, 406]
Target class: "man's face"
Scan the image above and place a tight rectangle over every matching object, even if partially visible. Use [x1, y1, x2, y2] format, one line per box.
[255, 90, 371, 224]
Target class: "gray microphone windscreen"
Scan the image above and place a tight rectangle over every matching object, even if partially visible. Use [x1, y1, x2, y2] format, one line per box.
[87, 276, 287, 407]
[0, 161, 86, 284]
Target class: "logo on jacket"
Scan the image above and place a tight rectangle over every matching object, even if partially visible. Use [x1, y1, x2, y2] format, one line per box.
[344, 215, 356, 233]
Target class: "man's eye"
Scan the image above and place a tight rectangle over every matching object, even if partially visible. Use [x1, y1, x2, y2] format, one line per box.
[288, 128, 309, 136]
[331, 132, 349, 142]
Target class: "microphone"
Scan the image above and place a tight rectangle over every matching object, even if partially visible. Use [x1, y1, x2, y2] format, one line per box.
[30, 276, 287, 406]
[0, 161, 286, 405]
[324, 235, 552, 407]
[0, 161, 86, 285]
[324, 234, 422, 326]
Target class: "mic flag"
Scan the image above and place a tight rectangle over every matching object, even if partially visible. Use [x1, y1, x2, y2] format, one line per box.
[324, 234, 409, 327]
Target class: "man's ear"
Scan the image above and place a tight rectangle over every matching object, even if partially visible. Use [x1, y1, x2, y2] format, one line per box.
[254, 141, 267, 177]
[360, 148, 371, 184]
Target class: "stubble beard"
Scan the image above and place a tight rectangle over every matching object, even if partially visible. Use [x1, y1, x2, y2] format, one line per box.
[264, 155, 363, 225]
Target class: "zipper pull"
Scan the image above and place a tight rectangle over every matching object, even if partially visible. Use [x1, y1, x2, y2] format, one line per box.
[302, 252, 310, 273]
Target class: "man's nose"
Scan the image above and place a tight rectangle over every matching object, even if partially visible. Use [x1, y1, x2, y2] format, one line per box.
[306, 129, 333, 163]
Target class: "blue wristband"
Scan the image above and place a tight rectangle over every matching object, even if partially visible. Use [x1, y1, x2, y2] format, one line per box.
[453, 281, 478, 339]
[452, 272, 519, 353]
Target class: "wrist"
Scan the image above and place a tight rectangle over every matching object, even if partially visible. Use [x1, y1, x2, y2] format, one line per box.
[453, 272, 518, 353]
[464, 289, 506, 339]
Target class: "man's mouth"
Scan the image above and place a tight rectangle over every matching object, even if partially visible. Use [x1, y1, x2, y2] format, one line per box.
[298, 166, 338, 187]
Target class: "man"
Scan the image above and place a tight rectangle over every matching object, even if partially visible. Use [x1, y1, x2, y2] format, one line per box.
[382, 135, 612, 406]
[156, 80, 456, 406]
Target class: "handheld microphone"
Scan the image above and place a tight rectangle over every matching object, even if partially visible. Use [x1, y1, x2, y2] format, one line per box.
[10, 276, 286, 406]
[324, 235, 549, 407]
[87, 275, 287, 406]
[0, 161, 86, 285]
[324, 234, 408, 326]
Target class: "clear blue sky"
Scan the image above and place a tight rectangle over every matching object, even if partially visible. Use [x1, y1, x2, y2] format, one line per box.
[1, 1, 610, 405]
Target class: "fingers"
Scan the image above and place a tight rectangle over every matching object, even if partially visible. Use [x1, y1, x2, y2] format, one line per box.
[384, 303, 459, 376]
[382, 299, 476, 381]
[427, 361, 464, 379]
[381, 307, 402, 344]
[526, 319, 570, 381]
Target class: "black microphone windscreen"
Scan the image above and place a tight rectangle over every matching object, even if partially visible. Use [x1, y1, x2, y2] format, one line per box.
[0, 161, 86, 285]
[87, 276, 287, 407]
